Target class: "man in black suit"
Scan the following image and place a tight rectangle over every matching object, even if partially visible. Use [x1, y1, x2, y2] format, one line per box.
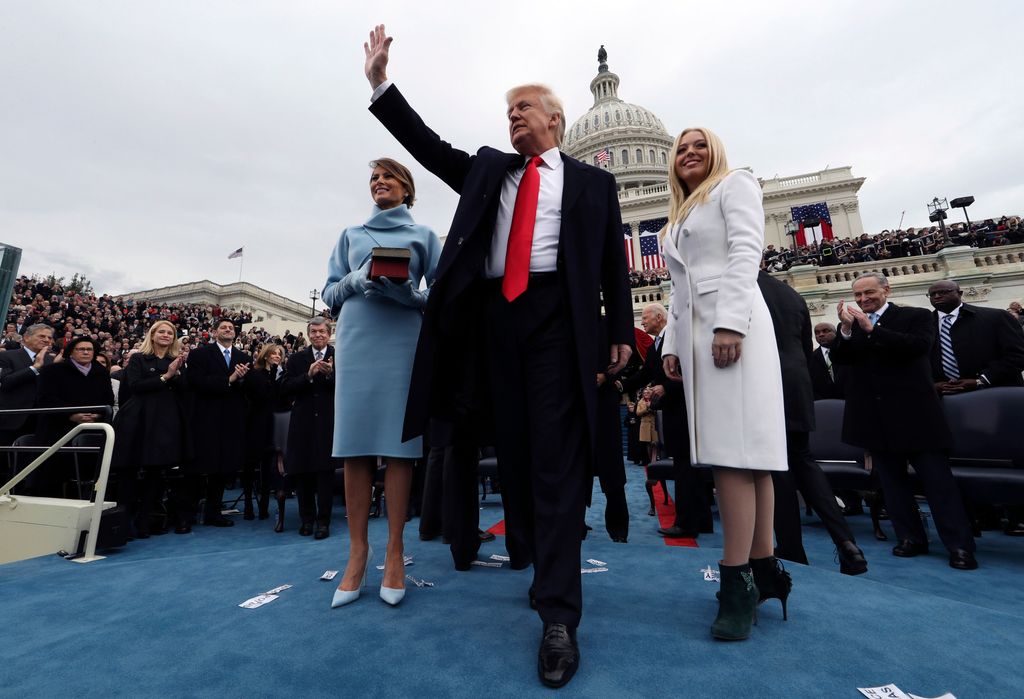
[0, 324, 55, 446]
[186, 318, 252, 529]
[928, 280, 1024, 535]
[757, 272, 867, 575]
[830, 272, 977, 569]
[809, 322, 848, 400]
[282, 317, 338, 539]
[618, 303, 710, 538]
[364, 25, 633, 688]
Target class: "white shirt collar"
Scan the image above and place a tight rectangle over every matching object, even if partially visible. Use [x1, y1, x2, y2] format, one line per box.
[531, 147, 562, 171]
[24, 347, 37, 361]
[872, 302, 891, 319]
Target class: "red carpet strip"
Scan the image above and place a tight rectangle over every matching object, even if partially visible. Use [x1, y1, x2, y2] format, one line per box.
[651, 480, 699, 548]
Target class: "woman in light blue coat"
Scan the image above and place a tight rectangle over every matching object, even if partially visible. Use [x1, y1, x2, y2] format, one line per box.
[321, 158, 441, 609]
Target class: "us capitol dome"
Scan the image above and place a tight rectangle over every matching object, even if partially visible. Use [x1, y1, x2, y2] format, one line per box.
[562, 46, 867, 295]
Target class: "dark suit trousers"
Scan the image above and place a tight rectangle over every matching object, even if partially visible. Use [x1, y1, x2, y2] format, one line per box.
[773, 430, 857, 563]
[873, 450, 974, 552]
[485, 279, 589, 629]
[295, 470, 334, 526]
[419, 443, 483, 567]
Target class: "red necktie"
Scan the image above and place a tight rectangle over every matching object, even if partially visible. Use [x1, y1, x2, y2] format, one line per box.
[502, 156, 544, 301]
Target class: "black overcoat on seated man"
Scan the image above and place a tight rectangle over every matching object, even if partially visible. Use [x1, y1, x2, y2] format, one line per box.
[929, 302, 1024, 387]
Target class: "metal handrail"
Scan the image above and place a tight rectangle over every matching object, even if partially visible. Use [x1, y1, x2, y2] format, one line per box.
[0, 413, 116, 563]
[0, 405, 113, 417]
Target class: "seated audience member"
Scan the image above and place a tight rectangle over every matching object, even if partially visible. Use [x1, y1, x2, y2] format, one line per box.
[0, 323, 56, 446]
[112, 321, 191, 537]
[808, 322, 848, 400]
[34, 336, 115, 497]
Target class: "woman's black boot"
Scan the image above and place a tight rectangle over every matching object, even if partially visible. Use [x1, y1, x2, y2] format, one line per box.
[750, 556, 792, 621]
[711, 562, 758, 641]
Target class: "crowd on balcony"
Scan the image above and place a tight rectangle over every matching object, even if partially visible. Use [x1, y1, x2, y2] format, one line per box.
[762, 215, 1023, 272]
[1, 275, 317, 366]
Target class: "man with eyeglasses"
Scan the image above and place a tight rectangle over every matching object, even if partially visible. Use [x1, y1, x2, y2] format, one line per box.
[830, 273, 977, 570]
[928, 280, 1024, 536]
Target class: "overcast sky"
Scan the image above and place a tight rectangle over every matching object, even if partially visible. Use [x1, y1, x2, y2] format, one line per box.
[3, 1, 1022, 307]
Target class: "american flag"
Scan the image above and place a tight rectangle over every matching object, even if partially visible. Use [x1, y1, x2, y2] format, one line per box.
[595, 149, 610, 165]
[790, 202, 833, 244]
[639, 235, 664, 270]
[227, 247, 244, 260]
[622, 224, 634, 269]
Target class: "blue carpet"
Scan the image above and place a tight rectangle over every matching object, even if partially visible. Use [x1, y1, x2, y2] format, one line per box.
[3, 462, 1022, 698]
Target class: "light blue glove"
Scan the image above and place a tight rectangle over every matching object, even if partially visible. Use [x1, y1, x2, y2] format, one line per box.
[339, 260, 373, 300]
[364, 277, 428, 309]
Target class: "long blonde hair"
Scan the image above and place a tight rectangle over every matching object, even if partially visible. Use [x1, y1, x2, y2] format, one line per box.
[139, 320, 181, 358]
[665, 127, 731, 232]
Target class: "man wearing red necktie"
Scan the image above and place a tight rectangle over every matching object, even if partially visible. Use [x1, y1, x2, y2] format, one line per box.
[363, 25, 633, 688]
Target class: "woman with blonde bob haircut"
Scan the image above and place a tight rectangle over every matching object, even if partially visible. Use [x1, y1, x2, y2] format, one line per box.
[113, 320, 192, 536]
[659, 127, 790, 641]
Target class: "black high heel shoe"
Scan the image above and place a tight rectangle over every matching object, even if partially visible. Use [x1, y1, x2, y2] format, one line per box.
[750, 556, 792, 621]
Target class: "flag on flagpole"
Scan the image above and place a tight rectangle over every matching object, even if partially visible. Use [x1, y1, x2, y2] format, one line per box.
[228, 247, 244, 260]
[622, 224, 635, 270]
[595, 149, 610, 166]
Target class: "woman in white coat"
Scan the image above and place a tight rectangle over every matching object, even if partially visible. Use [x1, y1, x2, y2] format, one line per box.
[660, 127, 790, 641]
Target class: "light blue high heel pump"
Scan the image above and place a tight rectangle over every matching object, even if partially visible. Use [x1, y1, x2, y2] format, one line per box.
[379, 553, 406, 606]
[331, 545, 373, 608]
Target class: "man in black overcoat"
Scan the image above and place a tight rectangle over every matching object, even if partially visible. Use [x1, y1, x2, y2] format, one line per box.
[0, 324, 55, 446]
[757, 272, 867, 574]
[928, 279, 1024, 535]
[187, 318, 252, 527]
[808, 322, 848, 400]
[363, 25, 633, 688]
[618, 303, 710, 537]
[282, 317, 339, 539]
[830, 272, 977, 569]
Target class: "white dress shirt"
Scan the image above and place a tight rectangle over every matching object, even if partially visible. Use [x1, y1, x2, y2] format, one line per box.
[370, 82, 563, 278]
[485, 147, 563, 278]
[936, 303, 962, 330]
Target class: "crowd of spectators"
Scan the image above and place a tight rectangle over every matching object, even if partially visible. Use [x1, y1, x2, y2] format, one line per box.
[2, 275, 320, 368]
[629, 269, 671, 288]
[762, 215, 1023, 272]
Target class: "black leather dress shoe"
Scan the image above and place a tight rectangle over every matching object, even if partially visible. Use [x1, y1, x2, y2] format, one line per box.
[298, 523, 313, 536]
[314, 525, 330, 540]
[1004, 521, 1024, 537]
[174, 523, 192, 534]
[949, 549, 978, 570]
[892, 539, 928, 557]
[478, 529, 496, 543]
[419, 531, 439, 542]
[658, 525, 698, 538]
[537, 623, 579, 688]
[204, 516, 234, 528]
[837, 540, 868, 575]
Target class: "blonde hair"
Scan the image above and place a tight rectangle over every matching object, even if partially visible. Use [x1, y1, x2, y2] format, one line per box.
[505, 84, 566, 146]
[255, 343, 284, 370]
[665, 127, 731, 232]
[139, 320, 181, 358]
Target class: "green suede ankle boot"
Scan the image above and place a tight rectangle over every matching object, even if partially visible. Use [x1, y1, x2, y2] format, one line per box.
[711, 562, 758, 641]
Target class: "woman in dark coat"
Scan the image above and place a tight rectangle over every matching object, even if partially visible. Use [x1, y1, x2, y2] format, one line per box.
[112, 321, 191, 536]
[34, 336, 116, 497]
[242, 343, 288, 525]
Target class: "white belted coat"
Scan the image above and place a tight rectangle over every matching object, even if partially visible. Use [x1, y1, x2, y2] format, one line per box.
[661, 169, 787, 471]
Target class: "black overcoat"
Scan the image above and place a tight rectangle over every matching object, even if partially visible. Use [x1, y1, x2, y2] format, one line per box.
[187, 342, 252, 475]
[757, 271, 815, 433]
[929, 303, 1024, 386]
[35, 361, 115, 444]
[369, 85, 634, 447]
[0, 348, 53, 431]
[112, 353, 192, 470]
[829, 303, 950, 451]
[244, 364, 286, 461]
[282, 346, 338, 474]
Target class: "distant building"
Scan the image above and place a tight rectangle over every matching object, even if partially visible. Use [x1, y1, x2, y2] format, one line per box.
[118, 280, 311, 325]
